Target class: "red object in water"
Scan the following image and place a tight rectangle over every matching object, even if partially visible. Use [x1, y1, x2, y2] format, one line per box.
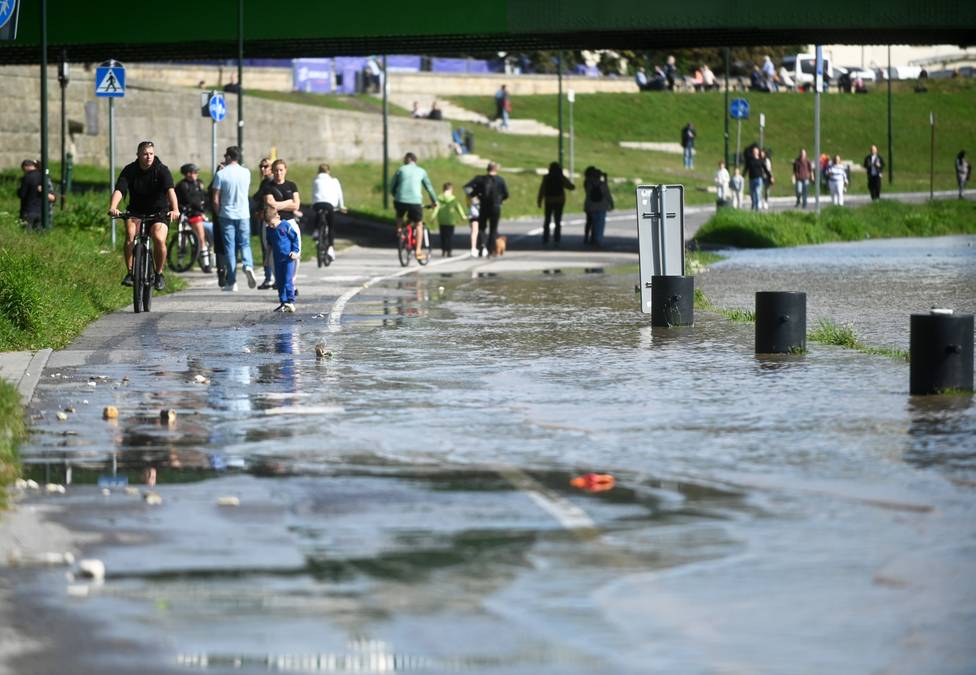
[570, 473, 616, 492]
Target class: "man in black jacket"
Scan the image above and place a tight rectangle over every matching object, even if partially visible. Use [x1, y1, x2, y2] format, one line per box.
[108, 141, 179, 289]
[17, 159, 55, 230]
[863, 145, 885, 201]
[464, 162, 509, 257]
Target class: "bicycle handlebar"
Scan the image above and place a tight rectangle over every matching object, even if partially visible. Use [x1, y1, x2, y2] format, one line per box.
[111, 211, 171, 221]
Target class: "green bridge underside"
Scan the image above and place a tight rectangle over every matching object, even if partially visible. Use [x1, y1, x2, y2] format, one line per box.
[1, 1, 974, 63]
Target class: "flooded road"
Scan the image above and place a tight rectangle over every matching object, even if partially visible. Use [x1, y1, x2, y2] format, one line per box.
[7, 237, 976, 674]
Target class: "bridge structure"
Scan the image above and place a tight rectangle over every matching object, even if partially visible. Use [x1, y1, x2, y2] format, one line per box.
[1, 1, 974, 64]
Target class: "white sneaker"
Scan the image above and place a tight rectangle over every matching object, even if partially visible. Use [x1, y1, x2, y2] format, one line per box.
[222, 282, 238, 292]
[470, 247, 478, 256]
[283, 303, 296, 313]
[244, 267, 257, 289]
[326, 246, 336, 261]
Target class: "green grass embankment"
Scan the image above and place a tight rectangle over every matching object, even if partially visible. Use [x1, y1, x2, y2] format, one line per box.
[451, 79, 976, 200]
[0, 378, 25, 506]
[692, 200, 976, 248]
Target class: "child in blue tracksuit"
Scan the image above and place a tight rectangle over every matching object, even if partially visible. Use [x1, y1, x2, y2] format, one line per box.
[263, 205, 300, 312]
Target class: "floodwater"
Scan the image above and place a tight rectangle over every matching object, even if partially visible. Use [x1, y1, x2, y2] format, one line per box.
[14, 237, 976, 674]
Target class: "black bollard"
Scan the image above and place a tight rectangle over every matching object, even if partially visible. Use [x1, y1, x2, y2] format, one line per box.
[650, 275, 694, 327]
[755, 291, 806, 354]
[910, 310, 974, 395]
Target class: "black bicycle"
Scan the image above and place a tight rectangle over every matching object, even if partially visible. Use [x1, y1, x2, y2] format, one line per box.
[116, 211, 168, 314]
[167, 209, 199, 272]
[312, 202, 345, 268]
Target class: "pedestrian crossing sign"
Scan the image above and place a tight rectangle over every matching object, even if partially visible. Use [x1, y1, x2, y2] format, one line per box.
[95, 65, 125, 97]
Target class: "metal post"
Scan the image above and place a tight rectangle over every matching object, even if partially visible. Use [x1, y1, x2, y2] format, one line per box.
[109, 96, 115, 247]
[734, 119, 741, 170]
[58, 49, 67, 210]
[382, 54, 389, 210]
[929, 112, 935, 200]
[724, 47, 730, 166]
[568, 90, 575, 178]
[887, 45, 893, 185]
[237, 0, 244, 160]
[814, 45, 823, 216]
[40, 0, 49, 230]
[557, 53, 564, 167]
[211, 96, 217, 180]
[759, 113, 765, 151]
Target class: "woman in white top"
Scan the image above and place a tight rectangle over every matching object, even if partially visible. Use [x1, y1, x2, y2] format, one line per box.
[827, 155, 849, 206]
[714, 161, 730, 203]
[311, 164, 346, 262]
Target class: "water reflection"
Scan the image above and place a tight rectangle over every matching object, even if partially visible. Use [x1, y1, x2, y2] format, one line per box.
[904, 395, 976, 475]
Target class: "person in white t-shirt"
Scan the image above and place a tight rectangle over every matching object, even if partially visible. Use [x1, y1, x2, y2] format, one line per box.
[311, 163, 346, 263]
[714, 161, 731, 202]
[827, 155, 849, 206]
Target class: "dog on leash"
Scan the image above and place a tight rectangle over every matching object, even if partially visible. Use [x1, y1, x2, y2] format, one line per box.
[494, 235, 507, 256]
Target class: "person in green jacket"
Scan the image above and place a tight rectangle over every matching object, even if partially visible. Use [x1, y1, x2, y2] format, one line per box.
[432, 182, 467, 257]
[391, 152, 438, 261]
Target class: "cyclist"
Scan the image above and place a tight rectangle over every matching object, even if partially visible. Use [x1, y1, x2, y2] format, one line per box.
[108, 141, 179, 290]
[175, 163, 213, 273]
[311, 163, 345, 263]
[391, 152, 437, 262]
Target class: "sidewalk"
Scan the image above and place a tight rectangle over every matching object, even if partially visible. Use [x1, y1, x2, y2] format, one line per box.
[0, 349, 52, 405]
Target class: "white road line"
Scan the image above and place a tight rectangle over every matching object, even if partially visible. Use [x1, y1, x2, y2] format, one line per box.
[325, 239, 597, 532]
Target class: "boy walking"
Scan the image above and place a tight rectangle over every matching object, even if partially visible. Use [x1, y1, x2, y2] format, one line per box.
[433, 182, 467, 257]
[263, 205, 300, 312]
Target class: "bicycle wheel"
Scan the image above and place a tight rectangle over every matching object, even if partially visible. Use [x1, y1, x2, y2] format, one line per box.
[321, 223, 332, 267]
[418, 227, 432, 266]
[168, 229, 198, 272]
[132, 242, 145, 313]
[317, 236, 327, 268]
[142, 246, 154, 312]
[397, 227, 411, 267]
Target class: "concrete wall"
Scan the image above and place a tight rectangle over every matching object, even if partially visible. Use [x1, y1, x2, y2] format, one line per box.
[0, 66, 450, 170]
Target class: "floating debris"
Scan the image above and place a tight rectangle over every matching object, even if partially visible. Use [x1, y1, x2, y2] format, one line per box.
[55, 411, 68, 421]
[124, 486, 140, 496]
[160, 409, 177, 425]
[45, 483, 66, 494]
[143, 492, 163, 506]
[242, 347, 251, 354]
[570, 473, 616, 493]
[25, 479, 39, 490]
[216, 496, 240, 507]
[64, 406, 76, 414]
[314, 342, 333, 359]
[87, 381, 97, 388]
[100, 488, 112, 497]
[102, 406, 119, 420]
[77, 559, 105, 582]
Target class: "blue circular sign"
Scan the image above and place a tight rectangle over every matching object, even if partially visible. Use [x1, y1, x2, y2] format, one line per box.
[730, 98, 750, 120]
[0, 0, 16, 30]
[209, 93, 227, 122]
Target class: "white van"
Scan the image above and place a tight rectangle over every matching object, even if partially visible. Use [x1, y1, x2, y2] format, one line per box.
[781, 54, 833, 89]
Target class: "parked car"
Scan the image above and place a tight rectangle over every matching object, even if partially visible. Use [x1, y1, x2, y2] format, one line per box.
[781, 54, 833, 89]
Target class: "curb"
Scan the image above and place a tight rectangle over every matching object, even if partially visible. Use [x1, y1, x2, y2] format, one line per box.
[16, 349, 52, 406]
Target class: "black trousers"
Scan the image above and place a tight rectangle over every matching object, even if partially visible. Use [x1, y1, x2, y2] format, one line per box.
[543, 201, 564, 242]
[868, 174, 882, 200]
[313, 202, 335, 247]
[583, 211, 593, 244]
[477, 209, 501, 253]
[439, 224, 455, 253]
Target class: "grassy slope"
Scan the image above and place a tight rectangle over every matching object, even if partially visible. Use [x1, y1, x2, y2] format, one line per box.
[244, 89, 410, 117]
[0, 378, 24, 505]
[693, 199, 976, 248]
[451, 78, 976, 202]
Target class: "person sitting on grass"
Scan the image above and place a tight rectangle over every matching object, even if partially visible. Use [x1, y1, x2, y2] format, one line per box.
[263, 204, 299, 313]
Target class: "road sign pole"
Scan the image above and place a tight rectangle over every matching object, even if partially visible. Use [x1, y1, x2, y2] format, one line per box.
[929, 112, 935, 200]
[237, 0, 244, 160]
[212, 116, 217, 179]
[735, 119, 742, 170]
[59, 49, 68, 210]
[724, 47, 730, 166]
[814, 45, 823, 216]
[382, 54, 389, 211]
[40, 0, 49, 230]
[568, 90, 575, 178]
[759, 113, 765, 150]
[109, 96, 115, 247]
[557, 52, 564, 168]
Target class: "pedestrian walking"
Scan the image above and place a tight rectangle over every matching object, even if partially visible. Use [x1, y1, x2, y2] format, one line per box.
[745, 146, 765, 211]
[433, 182, 466, 257]
[537, 161, 575, 245]
[714, 161, 730, 204]
[464, 162, 509, 257]
[467, 196, 480, 257]
[262, 159, 302, 295]
[251, 158, 274, 289]
[863, 145, 885, 200]
[955, 150, 971, 199]
[792, 149, 814, 208]
[17, 159, 55, 231]
[585, 169, 614, 247]
[263, 205, 299, 313]
[730, 167, 745, 209]
[212, 145, 255, 292]
[761, 148, 774, 210]
[827, 155, 849, 206]
[494, 84, 510, 130]
[681, 122, 696, 169]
